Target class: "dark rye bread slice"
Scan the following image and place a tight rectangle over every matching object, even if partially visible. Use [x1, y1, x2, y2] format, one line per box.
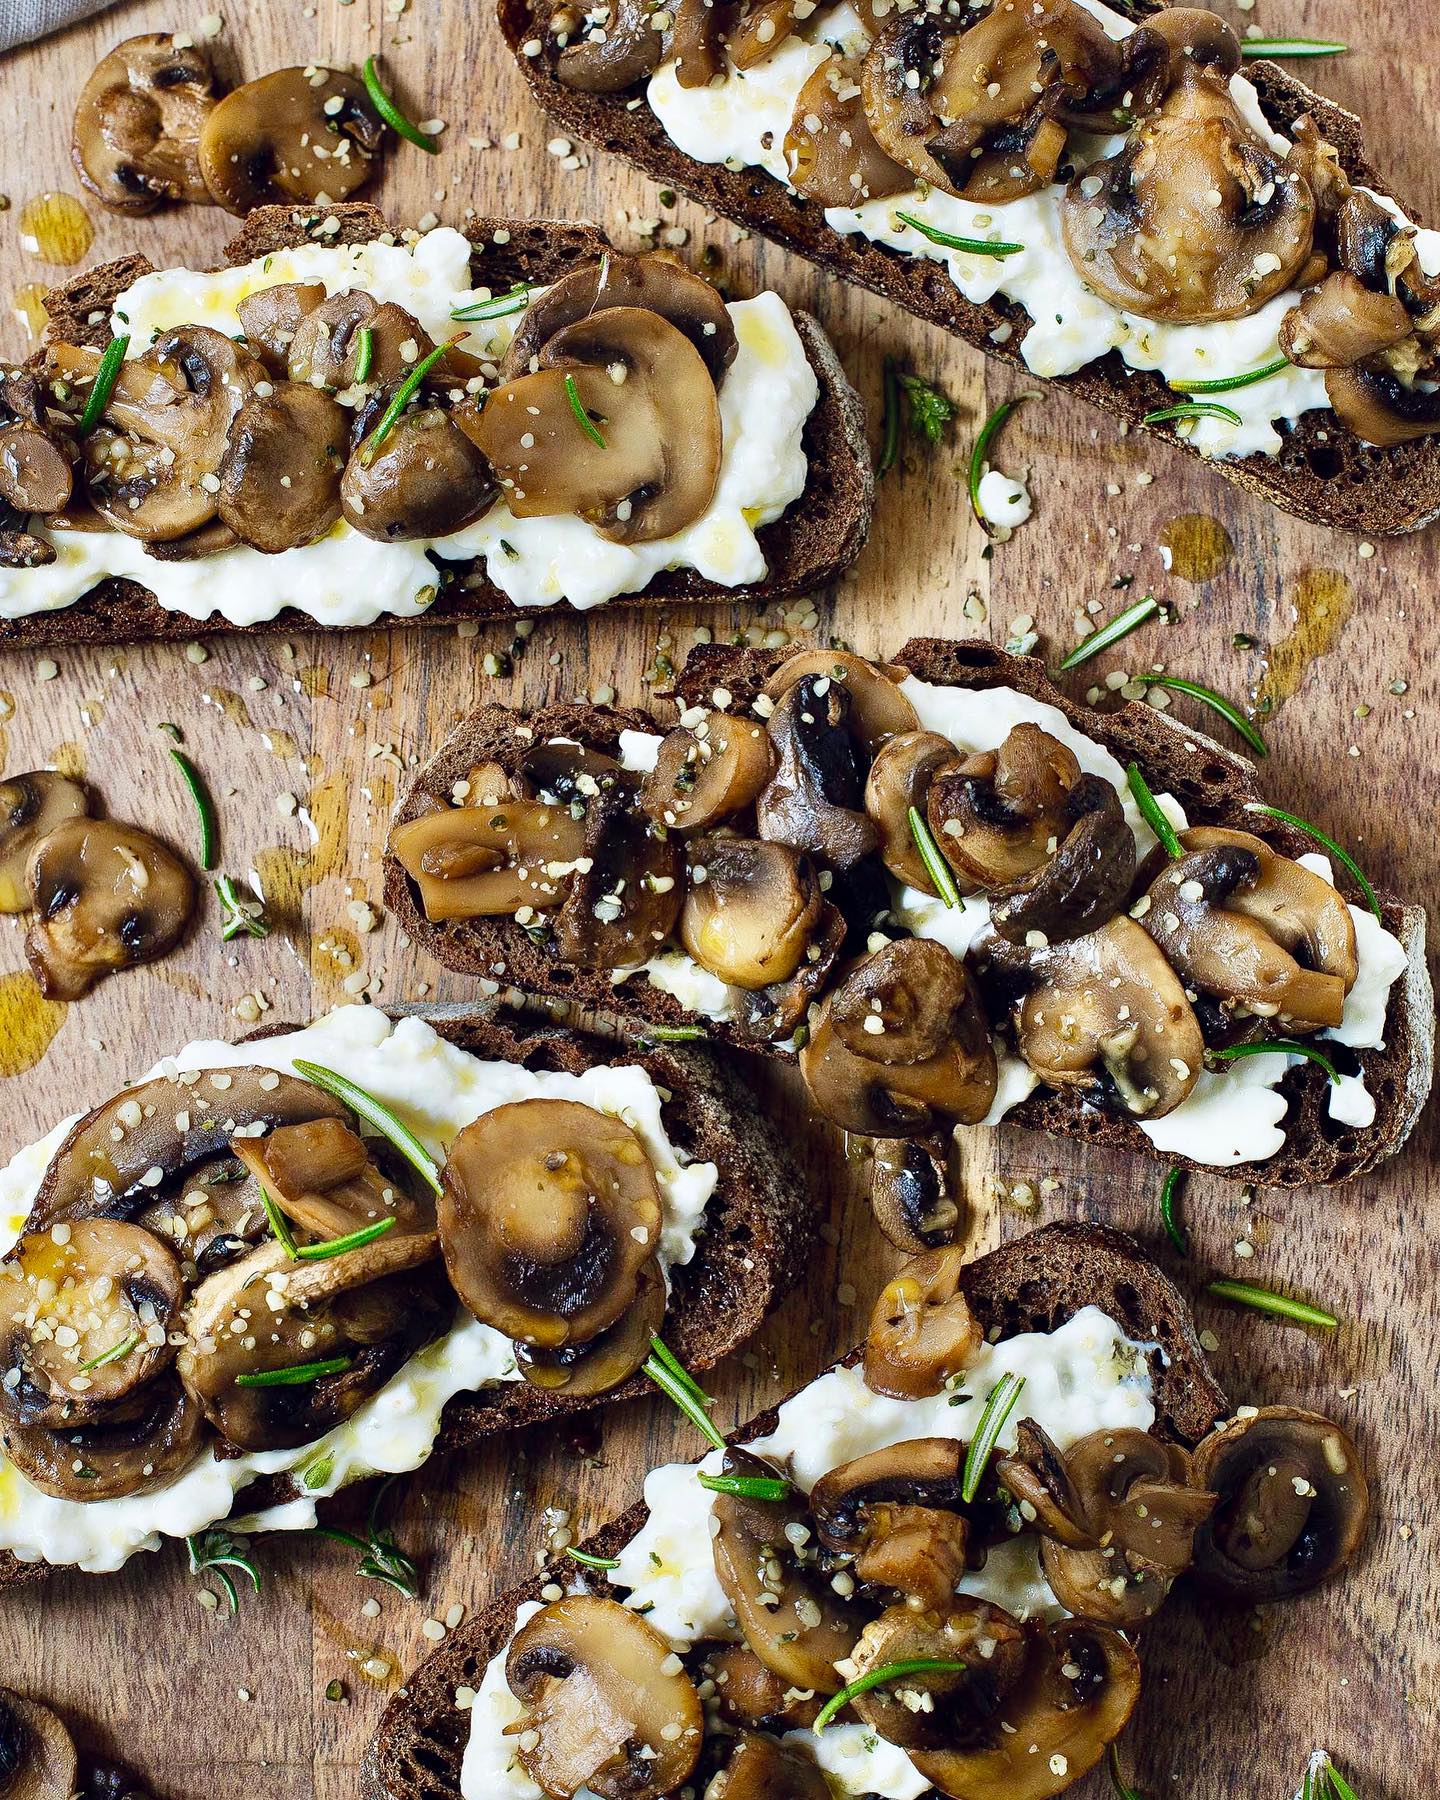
[0, 996, 812, 1586]
[363, 1221, 1228, 1800]
[384, 638, 1434, 1188]
[3, 201, 872, 649]
[498, 0, 1440, 535]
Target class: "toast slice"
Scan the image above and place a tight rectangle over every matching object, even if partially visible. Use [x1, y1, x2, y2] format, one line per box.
[0, 997, 812, 1585]
[497, 0, 1440, 534]
[384, 637, 1434, 1188]
[3, 201, 872, 648]
[363, 1221, 1229, 1800]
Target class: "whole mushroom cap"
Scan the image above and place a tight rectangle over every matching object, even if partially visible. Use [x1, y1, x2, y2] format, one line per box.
[72, 33, 218, 213]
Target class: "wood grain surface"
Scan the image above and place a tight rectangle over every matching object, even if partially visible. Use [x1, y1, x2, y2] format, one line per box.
[0, 1, 1435, 1795]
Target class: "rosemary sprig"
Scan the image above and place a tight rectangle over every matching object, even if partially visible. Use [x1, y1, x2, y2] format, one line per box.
[1243, 803, 1380, 921]
[235, 1354, 353, 1388]
[566, 1546, 622, 1571]
[1171, 356, 1289, 395]
[642, 1023, 707, 1042]
[315, 1477, 422, 1599]
[362, 337, 460, 462]
[1131, 673, 1267, 757]
[170, 748, 218, 870]
[877, 358, 902, 477]
[1207, 1039, 1340, 1084]
[697, 1470, 793, 1502]
[1302, 1751, 1360, 1800]
[1108, 1743, 1147, 1800]
[1159, 1167, 1188, 1257]
[814, 1659, 973, 1732]
[260, 1184, 298, 1256]
[353, 326, 375, 383]
[969, 391, 1039, 533]
[1142, 400, 1244, 430]
[78, 1331, 139, 1372]
[186, 1528, 261, 1615]
[642, 1338, 726, 1450]
[961, 1371, 1025, 1502]
[1206, 1278, 1338, 1331]
[362, 55, 440, 152]
[1241, 37, 1347, 57]
[907, 806, 961, 908]
[877, 361, 957, 474]
[564, 372, 607, 448]
[895, 211, 1023, 258]
[1057, 593, 1161, 671]
[78, 334, 130, 435]
[451, 284, 532, 322]
[1126, 762, 1182, 859]
[292, 1060, 443, 1194]
[215, 874, 269, 941]
[295, 1215, 399, 1262]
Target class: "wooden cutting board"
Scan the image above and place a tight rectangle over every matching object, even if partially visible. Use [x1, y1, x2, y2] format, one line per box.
[0, 1, 1435, 1794]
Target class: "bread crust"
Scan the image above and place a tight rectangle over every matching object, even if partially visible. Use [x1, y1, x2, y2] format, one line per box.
[384, 638, 1434, 1188]
[0, 997, 813, 1584]
[362, 1220, 1229, 1800]
[496, 0, 1440, 534]
[4, 203, 873, 647]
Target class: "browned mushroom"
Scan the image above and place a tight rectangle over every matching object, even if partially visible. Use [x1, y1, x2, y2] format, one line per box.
[927, 726, 1084, 891]
[438, 1098, 662, 1346]
[786, 53, 912, 209]
[1190, 1407, 1368, 1601]
[864, 730, 956, 893]
[1, 1377, 201, 1502]
[809, 1446, 973, 1610]
[869, 1136, 962, 1252]
[1324, 360, 1440, 446]
[701, 1645, 823, 1731]
[231, 1116, 435, 1244]
[505, 1596, 703, 1800]
[756, 675, 880, 870]
[387, 796, 588, 922]
[864, 1247, 981, 1399]
[1279, 271, 1414, 369]
[197, 68, 386, 215]
[218, 384, 348, 553]
[0, 773, 88, 913]
[24, 817, 194, 1000]
[0, 1690, 80, 1800]
[513, 1257, 665, 1397]
[72, 34, 217, 213]
[728, 899, 846, 1045]
[640, 711, 775, 831]
[715, 1734, 831, 1800]
[846, 1601, 1028, 1752]
[235, 282, 327, 376]
[679, 836, 825, 989]
[553, 795, 681, 969]
[343, 407, 496, 542]
[556, 0, 667, 95]
[764, 651, 919, 758]
[0, 423, 74, 517]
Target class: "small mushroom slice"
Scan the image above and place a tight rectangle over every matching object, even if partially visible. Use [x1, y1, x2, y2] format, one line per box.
[24, 817, 194, 1000]
[830, 938, 977, 1064]
[711, 1450, 863, 1694]
[179, 1238, 449, 1452]
[985, 916, 1204, 1119]
[438, 1098, 662, 1347]
[513, 741, 624, 805]
[909, 1618, 1141, 1800]
[554, 795, 681, 970]
[926, 726, 1083, 892]
[556, 0, 667, 95]
[756, 676, 880, 870]
[0, 773, 88, 913]
[1061, 58, 1315, 324]
[231, 1116, 434, 1244]
[502, 254, 737, 385]
[853, 1504, 971, 1611]
[716, 1734, 830, 1800]
[342, 407, 496, 542]
[989, 781, 1134, 946]
[197, 68, 385, 215]
[864, 1248, 981, 1400]
[0, 424, 74, 517]
[1324, 360, 1440, 446]
[729, 900, 846, 1046]
[764, 652, 919, 759]
[505, 1596, 703, 1800]
[1140, 826, 1357, 1033]
[476, 307, 722, 545]
[994, 1419, 1093, 1550]
[869, 1136, 962, 1252]
[218, 385, 347, 553]
[72, 33, 217, 213]
[287, 293, 433, 392]
[514, 1257, 665, 1397]
[1279, 271, 1414, 370]
[679, 837, 824, 990]
[0, 1690, 79, 1800]
[0, 1220, 185, 1429]
[235, 282, 327, 376]
[700, 1645, 822, 1731]
[387, 797, 588, 921]
[1190, 1407, 1368, 1602]
[810, 1438, 969, 1555]
[1, 1376, 201, 1502]
[865, 731, 957, 893]
[847, 1601, 1028, 1752]
[640, 711, 775, 831]
[786, 53, 912, 209]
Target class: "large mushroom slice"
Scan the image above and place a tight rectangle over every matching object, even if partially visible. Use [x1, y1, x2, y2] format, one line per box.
[0, 1219, 184, 1429]
[846, 1601, 1028, 1752]
[24, 817, 194, 1000]
[553, 795, 681, 970]
[555, 0, 667, 95]
[72, 33, 217, 213]
[217, 384, 347, 553]
[0, 418, 75, 519]
[679, 836, 825, 990]
[864, 1247, 981, 1399]
[438, 1098, 662, 1348]
[342, 407, 496, 543]
[1139, 827, 1357, 1034]
[756, 675, 880, 871]
[1279, 271, 1415, 370]
[475, 306, 723, 545]
[909, 1618, 1141, 1800]
[716, 1734, 831, 1800]
[0, 773, 88, 913]
[1, 1377, 201, 1502]
[982, 916, 1204, 1119]
[809, 1437, 970, 1554]
[786, 53, 913, 210]
[504, 1596, 703, 1800]
[1324, 360, 1440, 446]
[197, 68, 385, 215]
[514, 1257, 666, 1397]
[0, 1690, 79, 1800]
[640, 711, 774, 832]
[763, 652, 919, 759]
[231, 1116, 435, 1245]
[387, 796, 588, 922]
[1190, 1406, 1369, 1602]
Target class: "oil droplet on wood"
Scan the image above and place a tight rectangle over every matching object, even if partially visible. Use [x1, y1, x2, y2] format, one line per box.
[0, 973, 66, 1075]
[296, 665, 330, 698]
[1252, 568, 1354, 718]
[50, 741, 85, 779]
[18, 192, 93, 266]
[1160, 513, 1234, 583]
[203, 687, 254, 730]
[12, 283, 49, 341]
[261, 728, 300, 761]
[254, 775, 350, 926]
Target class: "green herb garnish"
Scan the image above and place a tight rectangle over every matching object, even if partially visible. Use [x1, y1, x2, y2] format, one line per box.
[969, 391, 1039, 533]
[1058, 594, 1161, 671]
[960, 1371, 1025, 1502]
[566, 1546, 622, 1571]
[1159, 1167, 1188, 1257]
[642, 1337, 726, 1450]
[235, 1355, 353, 1388]
[1302, 1751, 1360, 1800]
[353, 326, 375, 383]
[1207, 1038, 1340, 1083]
[1241, 37, 1347, 57]
[898, 372, 956, 445]
[215, 874, 268, 942]
[362, 55, 440, 152]
[78, 1331, 139, 1372]
[1142, 401, 1244, 430]
[302, 1451, 336, 1491]
[1125, 762, 1182, 859]
[362, 338, 456, 463]
[895, 211, 1023, 258]
[295, 1215, 399, 1263]
[292, 1060, 443, 1194]
[564, 372, 606, 448]
[1243, 803, 1380, 921]
[1108, 1743, 1147, 1800]
[78, 334, 130, 435]
[260, 1185, 298, 1257]
[186, 1528, 260, 1614]
[907, 806, 961, 908]
[1131, 674, 1267, 757]
[315, 1476, 421, 1599]
[1171, 356, 1290, 395]
[451, 285, 532, 322]
[697, 1470, 793, 1502]
[814, 1659, 973, 1733]
[170, 748, 218, 870]
[877, 358, 902, 477]
[643, 1023, 708, 1042]
[1206, 1279, 1339, 1331]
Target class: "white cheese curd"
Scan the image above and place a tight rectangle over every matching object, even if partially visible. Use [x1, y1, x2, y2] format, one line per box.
[0, 236, 818, 624]
[617, 728, 663, 773]
[974, 466, 1032, 532]
[462, 1307, 1151, 1800]
[645, 0, 1397, 457]
[0, 1007, 718, 1572]
[1327, 1072, 1376, 1129]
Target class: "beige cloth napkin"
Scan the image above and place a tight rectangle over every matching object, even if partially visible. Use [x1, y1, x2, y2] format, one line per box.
[1, 0, 118, 54]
